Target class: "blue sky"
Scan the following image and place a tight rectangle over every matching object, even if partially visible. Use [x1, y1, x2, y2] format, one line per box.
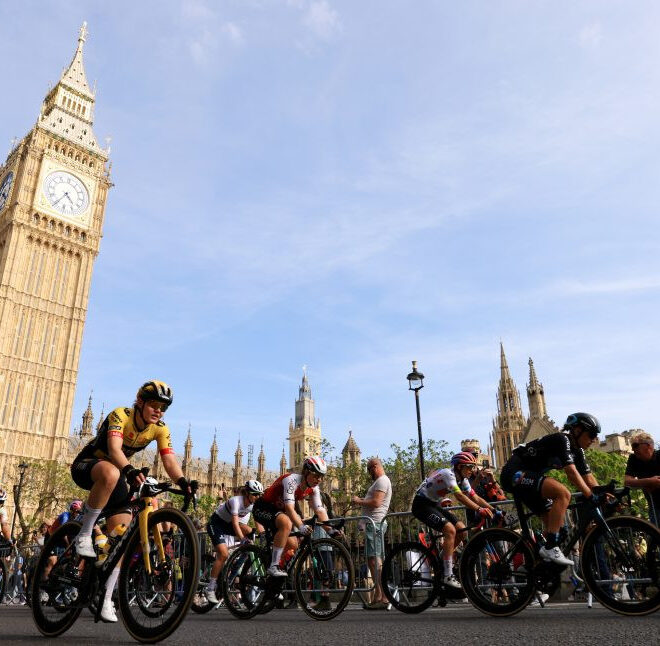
[2, 2, 659, 468]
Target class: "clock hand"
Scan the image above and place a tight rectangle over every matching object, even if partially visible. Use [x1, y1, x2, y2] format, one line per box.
[52, 193, 67, 206]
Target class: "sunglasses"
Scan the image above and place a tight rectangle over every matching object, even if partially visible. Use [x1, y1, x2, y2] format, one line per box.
[146, 401, 169, 412]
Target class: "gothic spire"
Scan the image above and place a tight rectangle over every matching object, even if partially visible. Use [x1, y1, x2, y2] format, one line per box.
[526, 357, 547, 420]
[81, 393, 94, 437]
[60, 22, 93, 97]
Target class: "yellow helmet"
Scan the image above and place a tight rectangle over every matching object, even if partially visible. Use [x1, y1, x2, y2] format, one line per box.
[136, 380, 174, 406]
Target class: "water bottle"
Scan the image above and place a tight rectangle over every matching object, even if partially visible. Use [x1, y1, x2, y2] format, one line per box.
[95, 533, 109, 565]
[109, 523, 127, 540]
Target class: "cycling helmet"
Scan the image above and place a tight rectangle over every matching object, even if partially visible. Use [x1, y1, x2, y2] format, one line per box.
[0, 488, 6, 503]
[563, 412, 601, 439]
[302, 456, 328, 475]
[450, 451, 478, 468]
[136, 380, 173, 406]
[69, 500, 83, 513]
[245, 479, 264, 495]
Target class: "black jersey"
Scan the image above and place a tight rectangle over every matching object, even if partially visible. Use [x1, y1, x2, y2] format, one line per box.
[510, 432, 591, 475]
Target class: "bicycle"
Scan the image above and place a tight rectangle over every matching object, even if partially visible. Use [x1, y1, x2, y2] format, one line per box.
[31, 473, 200, 643]
[190, 537, 224, 614]
[381, 511, 508, 613]
[221, 516, 354, 621]
[459, 480, 660, 617]
[0, 538, 11, 604]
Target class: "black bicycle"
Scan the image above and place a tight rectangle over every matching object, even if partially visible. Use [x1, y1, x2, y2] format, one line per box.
[460, 481, 660, 617]
[0, 538, 12, 604]
[221, 516, 354, 621]
[31, 474, 199, 643]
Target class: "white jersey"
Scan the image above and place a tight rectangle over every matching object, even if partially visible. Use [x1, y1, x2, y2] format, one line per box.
[0, 506, 8, 525]
[214, 495, 253, 524]
[416, 468, 475, 503]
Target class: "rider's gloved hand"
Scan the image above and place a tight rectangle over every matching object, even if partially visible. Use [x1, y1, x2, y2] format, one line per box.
[177, 477, 191, 493]
[478, 507, 494, 519]
[586, 492, 601, 507]
[327, 527, 341, 537]
[122, 464, 143, 488]
[298, 524, 312, 536]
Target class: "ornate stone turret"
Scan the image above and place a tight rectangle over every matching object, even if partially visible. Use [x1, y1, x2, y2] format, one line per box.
[232, 438, 243, 490]
[96, 404, 105, 432]
[257, 443, 266, 483]
[288, 367, 322, 471]
[341, 429, 361, 467]
[280, 445, 287, 476]
[182, 425, 193, 477]
[208, 431, 218, 493]
[491, 343, 526, 468]
[80, 394, 94, 438]
[526, 358, 547, 420]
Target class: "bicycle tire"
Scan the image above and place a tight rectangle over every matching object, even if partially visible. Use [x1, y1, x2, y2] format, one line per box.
[381, 541, 439, 613]
[0, 558, 5, 604]
[30, 521, 85, 637]
[118, 508, 199, 643]
[459, 527, 535, 617]
[294, 537, 354, 621]
[581, 515, 660, 616]
[221, 544, 270, 619]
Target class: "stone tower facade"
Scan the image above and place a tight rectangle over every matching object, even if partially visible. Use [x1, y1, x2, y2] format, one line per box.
[288, 369, 322, 472]
[0, 23, 111, 489]
[341, 429, 361, 467]
[490, 343, 526, 468]
[232, 439, 243, 490]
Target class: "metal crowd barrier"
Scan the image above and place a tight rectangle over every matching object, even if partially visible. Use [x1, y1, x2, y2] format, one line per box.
[1, 542, 42, 605]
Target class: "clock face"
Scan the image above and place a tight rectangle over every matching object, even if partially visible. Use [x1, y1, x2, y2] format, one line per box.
[43, 171, 89, 217]
[0, 171, 14, 211]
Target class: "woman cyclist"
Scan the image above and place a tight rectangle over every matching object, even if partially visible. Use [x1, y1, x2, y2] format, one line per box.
[205, 480, 265, 604]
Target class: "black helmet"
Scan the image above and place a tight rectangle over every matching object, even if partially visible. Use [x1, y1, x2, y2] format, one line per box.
[136, 380, 173, 406]
[564, 412, 601, 439]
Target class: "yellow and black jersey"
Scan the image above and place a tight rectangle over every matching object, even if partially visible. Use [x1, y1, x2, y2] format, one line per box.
[77, 407, 174, 461]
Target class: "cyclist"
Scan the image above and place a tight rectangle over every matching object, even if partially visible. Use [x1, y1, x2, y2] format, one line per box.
[412, 452, 495, 589]
[70, 380, 192, 623]
[0, 487, 10, 542]
[205, 479, 265, 604]
[253, 456, 333, 578]
[48, 500, 83, 536]
[499, 412, 602, 567]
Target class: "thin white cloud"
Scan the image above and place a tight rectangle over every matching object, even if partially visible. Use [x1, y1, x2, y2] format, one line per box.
[579, 22, 603, 49]
[223, 22, 244, 46]
[302, 0, 342, 41]
[558, 276, 660, 295]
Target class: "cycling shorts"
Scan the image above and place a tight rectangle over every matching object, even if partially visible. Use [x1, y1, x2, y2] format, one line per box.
[70, 457, 131, 516]
[252, 499, 283, 533]
[412, 494, 459, 530]
[500, 459, 553, 515]
[207, 513, 239, 546]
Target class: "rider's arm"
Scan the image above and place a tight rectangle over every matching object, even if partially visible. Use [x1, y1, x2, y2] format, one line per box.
[231, 514, 243, 538]
[1, 522, 9, 541]
[161, 452, 184, 482]
[454, 490, 490, 515]
[284, 502, 305, 530]
[563, 464, 593, 498]
[107, 432, 132, 471]
[471, 492, 496, 512]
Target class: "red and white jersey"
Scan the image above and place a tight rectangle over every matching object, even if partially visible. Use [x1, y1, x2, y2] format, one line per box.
[262, 473, 323, 511]
[416, 468, 475, 503]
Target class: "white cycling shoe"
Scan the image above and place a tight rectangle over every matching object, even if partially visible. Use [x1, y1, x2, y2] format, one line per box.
[100, 599, 118, 623]
[75, 534, 96, 559]
[539, 545, 573, 567]
[441, 574, 462, 589]
[206, 588, 219, 604]
[267, 565, 287, 578]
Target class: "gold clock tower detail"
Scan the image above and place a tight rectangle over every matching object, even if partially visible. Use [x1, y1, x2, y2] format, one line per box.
[0, 23, 111, 484]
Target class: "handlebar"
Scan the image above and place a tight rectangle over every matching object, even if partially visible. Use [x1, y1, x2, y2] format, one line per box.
[133, 468, 199, 514]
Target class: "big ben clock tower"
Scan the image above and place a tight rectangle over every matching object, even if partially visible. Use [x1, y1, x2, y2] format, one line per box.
[0, 23, 111, 486]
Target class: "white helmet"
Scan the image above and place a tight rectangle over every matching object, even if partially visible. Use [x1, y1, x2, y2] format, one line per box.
[245, 479, 264, 495]
[302, 456, 328, 475]
[0, 487, 6, 503]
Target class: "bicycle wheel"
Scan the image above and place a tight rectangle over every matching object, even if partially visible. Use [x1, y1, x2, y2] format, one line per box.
[581, 515, 660, 616]
[31, 521, 85, 637]
[381, 541, 439, 613]
[459, 528, 536, 617]
[221, 544, 270, 619]
[118, 508, 199, 643]
[294, 537, 354, 621]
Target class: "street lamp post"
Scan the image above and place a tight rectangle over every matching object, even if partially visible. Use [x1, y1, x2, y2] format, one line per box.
[407, 360, 425, 481]
[10, 461, 29, 541]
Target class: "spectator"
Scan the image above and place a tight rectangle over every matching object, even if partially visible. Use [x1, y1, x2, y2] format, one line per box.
[624, 432, 660, 526]
[352, 457, 392, 609]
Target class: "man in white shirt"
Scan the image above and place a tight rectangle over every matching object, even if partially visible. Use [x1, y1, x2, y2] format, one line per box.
[352, 458, 392, 609]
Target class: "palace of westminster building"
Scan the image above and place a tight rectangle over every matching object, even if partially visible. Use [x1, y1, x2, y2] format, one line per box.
[0, 25, 639, 518]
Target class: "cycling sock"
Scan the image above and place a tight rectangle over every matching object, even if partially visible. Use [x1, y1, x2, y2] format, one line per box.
[544, 532, 560, 548]
[443, 557, 453, 577]
[271, 546, 284, 568]
[104, 567, 120, 603]
[79, 505, 103, 537]
[207, 578, 217, 592]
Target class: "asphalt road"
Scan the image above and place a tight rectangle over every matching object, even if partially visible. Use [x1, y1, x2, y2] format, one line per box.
[1, 603, 658, 645]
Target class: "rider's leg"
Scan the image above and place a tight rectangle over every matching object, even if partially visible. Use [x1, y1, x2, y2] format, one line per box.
[271, 513, 292, 568]
[79, 461, 120, 540]
[208, 543, 228, 588]
[441, 522, 456, 577]
[101, 511, 131, 622]
[540, 478, 570, 545]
